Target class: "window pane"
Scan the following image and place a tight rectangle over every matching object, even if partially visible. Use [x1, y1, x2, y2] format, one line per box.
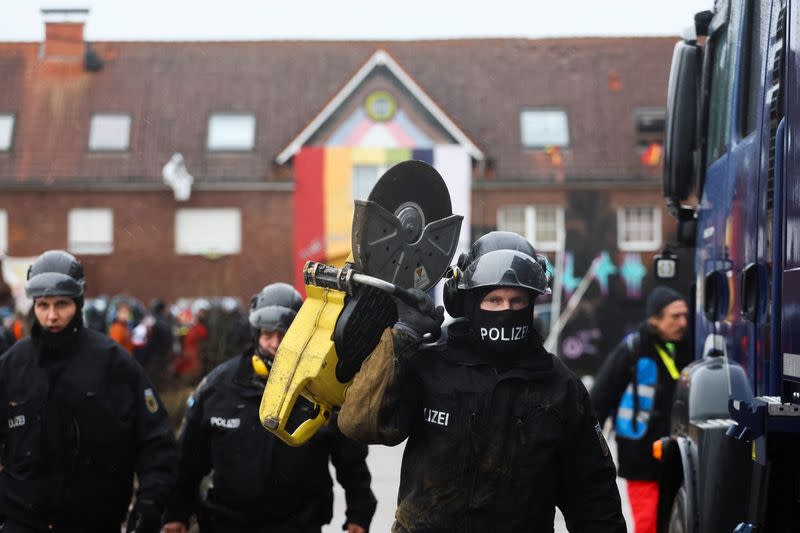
[520, 109, 569, 148]
[352, 165, 381, 201]
[0, 115, 14, 151]
[207, 114, 256, 151]
[0, 209, 7, 254]
[634, 107, 666, 147]
[742, 0, 766, 135]
[68, 208, 113, 254]
[89, 114, 130, 151]
[497, 206, 526, 235]
[619, 206, 661, 251]
[534, 206, 558, 243]
[706, 24, 734, 166]
[175, 208, 241, 255]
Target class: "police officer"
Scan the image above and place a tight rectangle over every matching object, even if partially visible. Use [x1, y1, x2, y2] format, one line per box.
[163, 283, 376, 533]
[0, 250, 178, 533]
[338, 231, 626, 532]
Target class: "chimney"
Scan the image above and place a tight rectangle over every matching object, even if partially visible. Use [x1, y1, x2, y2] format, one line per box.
[41, 8, 89, 61]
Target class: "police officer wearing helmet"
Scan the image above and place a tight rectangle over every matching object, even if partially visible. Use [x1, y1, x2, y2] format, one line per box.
[0, 250, 178, 533]
[339, 231, 626, 532]
[163, 282, 376, 533]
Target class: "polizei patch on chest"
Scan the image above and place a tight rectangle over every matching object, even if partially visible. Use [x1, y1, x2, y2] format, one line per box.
[479, 325, 529, 342]
[7, 415, 25, 429]
[210, 416, 241, 429]
[423, 407, 450, 427]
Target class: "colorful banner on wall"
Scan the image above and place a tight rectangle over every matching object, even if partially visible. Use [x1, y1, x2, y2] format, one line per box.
[293, 145, 471, 292]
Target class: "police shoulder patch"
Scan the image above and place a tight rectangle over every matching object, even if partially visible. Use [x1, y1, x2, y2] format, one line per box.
[144, 388, 159, 414]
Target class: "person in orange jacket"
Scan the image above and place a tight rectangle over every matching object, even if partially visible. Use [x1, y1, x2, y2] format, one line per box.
[109, 301, 135, 353]
[175, 299, 210, 381]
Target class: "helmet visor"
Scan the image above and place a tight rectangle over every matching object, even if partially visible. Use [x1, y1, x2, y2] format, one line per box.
[249, 305, 298, 333]
[25, 272, 85, 299]
[458, 249, 548, 294]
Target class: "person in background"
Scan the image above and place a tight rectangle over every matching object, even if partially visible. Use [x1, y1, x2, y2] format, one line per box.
[109, 300, 135, 353]
[590, 286, 691, 533]
[146, 298, 175, 388]
[174, 299, 210, 383]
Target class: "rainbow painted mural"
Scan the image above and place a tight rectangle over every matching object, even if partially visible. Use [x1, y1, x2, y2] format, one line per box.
[292, 145, 471, 291]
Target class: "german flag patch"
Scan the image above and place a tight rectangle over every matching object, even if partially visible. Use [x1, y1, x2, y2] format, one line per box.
[144, 388, 159, 414]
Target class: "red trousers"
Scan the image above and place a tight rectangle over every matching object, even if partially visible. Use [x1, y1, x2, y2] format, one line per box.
[627, 480, 659, 533]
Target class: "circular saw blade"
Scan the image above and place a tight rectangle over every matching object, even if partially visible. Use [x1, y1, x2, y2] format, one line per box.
[367, 160, 453, 222]
[351, 160, 463, 292]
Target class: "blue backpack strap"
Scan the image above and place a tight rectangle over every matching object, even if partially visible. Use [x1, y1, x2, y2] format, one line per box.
[615, 331, 654, 440]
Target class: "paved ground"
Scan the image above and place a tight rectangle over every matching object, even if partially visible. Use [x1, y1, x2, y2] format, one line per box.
[323, 439, 633, 532]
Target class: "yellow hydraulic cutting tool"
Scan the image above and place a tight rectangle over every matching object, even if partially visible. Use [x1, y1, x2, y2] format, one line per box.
[259, 160, 463, 446]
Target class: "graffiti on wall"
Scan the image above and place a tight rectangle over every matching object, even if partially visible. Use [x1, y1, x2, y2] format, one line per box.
[561, 250, 645, 300]
[561, 328, 602, 360]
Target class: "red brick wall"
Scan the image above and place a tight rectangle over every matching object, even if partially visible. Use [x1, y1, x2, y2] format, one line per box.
[3, 189, 294, 304]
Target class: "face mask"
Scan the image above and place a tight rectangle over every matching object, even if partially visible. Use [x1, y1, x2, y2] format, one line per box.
[470, 307, 533, 354]
[34, 311, 82, 360]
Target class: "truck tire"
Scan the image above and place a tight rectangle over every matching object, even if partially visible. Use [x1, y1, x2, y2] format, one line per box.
[667, 485, 687, 533]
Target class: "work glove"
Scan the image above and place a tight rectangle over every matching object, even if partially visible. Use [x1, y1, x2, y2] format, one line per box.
[126, 499, 162, 533]
[394, 288, 444, 344]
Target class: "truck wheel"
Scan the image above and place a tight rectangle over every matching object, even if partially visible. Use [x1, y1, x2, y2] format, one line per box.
[667, 485, 687, 533]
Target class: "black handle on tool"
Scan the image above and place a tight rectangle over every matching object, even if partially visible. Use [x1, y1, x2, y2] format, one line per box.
[303, 261, 441, 341]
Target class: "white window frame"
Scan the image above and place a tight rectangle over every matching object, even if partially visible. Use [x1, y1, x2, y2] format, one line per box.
[351, 164, 389, 201]
[68, 208, 114, 255]
[617, 206, 662, 252]
[175, 208, 242, 255]
[519, 108, 570, 148]
[0, 209, 7, 255]
[206, 113, 256, 151]
[88, 114, 131, 151]
[497, 205, 564, 252]
[0, 114, 15, 151]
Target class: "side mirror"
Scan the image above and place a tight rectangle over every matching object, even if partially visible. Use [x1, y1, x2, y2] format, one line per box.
[664, 40, 702, 204]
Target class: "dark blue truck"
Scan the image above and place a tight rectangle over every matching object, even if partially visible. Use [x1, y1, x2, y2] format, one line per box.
[657, 0, 800, 531]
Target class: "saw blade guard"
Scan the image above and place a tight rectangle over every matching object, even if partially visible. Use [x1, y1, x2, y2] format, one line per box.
[352, 160, 463, 292]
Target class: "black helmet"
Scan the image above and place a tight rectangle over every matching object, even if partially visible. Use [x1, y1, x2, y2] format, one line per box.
[25, 250, 86, 300]
[462, 231, 537, 268]
[249, 283, 303, 334]
[457, 249, 549, 294]
[443, 231, 551, 317]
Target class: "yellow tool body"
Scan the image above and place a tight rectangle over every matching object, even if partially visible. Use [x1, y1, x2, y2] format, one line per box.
[259, 161, 463, 447]
[259, 284, 348, 447]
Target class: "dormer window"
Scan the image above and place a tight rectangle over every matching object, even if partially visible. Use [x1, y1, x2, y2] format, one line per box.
[89, 114, 131, 151]
[207, 113, 256, 151]
[520, 109, 569, 148]
[634, 107, 666, 147]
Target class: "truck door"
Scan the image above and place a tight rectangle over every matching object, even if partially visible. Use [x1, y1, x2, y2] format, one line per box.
[781, 0, 800, 402]
[698, 0, 762, 404]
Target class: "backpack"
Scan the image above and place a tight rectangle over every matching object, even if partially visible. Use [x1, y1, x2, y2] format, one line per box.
[614, 332, 658, 440]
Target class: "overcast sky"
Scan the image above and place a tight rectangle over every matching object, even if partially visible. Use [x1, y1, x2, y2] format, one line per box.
[1, 0, 713, 41]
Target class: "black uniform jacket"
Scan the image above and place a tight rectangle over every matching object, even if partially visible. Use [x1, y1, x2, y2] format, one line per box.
[338, 323, 626, 533]
[0, 327, 177, 531]
[164, 349, 376, 530]
[590, 322, 691, 480]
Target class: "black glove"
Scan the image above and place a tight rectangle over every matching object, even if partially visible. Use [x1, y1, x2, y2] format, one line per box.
[394, 288, 444, 343]
[126, 499, 163, 533]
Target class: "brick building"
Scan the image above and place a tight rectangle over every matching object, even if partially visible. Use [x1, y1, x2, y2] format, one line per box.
[0, 11, 683, 370]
